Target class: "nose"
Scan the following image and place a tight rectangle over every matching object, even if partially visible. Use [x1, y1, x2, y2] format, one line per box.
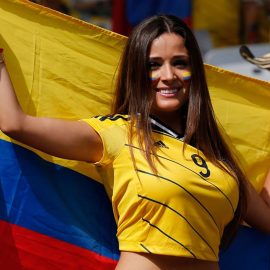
[160, 64, 174, 82]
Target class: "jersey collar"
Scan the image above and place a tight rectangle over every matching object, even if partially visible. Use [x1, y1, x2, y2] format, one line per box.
[150, 116, 184, 140]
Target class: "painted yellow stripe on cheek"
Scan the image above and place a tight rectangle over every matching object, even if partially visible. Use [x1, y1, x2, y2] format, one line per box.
[182, 70, 192, 81]
[149, 70, 160, 81]
[149, 70, 191, 81]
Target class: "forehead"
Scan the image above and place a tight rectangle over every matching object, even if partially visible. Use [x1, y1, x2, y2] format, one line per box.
[149, 33, 188, 56]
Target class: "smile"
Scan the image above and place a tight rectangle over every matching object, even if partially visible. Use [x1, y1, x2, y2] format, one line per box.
[156, 88, 179, 96]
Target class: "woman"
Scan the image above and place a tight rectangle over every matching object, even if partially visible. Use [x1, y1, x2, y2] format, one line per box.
[0, 15, 270, 270]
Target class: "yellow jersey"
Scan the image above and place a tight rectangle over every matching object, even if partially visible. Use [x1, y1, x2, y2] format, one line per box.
[82, 114, 239, 261]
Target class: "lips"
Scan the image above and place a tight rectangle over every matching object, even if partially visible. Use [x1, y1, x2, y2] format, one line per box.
[156, 88, 179, 97]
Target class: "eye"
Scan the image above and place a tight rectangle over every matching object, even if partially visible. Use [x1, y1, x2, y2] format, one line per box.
[148, 61, 161, 70]
[173, 59, 190, 69]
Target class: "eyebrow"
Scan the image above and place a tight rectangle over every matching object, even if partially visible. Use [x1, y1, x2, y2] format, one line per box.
[149, 55, 189, 61]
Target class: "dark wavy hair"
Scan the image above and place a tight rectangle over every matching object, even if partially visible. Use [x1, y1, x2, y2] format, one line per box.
[112, 15, 247, 247]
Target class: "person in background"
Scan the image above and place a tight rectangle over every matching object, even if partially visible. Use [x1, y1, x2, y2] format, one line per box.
[1, 15, 270, 270]
[241, 0, 270, 43]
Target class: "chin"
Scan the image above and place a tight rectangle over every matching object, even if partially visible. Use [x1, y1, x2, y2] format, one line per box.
[152, 104, 183, 116]
[156, 101, 185, 112]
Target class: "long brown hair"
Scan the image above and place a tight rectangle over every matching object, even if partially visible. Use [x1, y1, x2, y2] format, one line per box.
[112, 15, 247, 246]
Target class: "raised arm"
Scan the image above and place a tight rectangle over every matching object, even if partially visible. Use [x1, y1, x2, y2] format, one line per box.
[244, 171, 270, 234]
[0, 49, 102, 162]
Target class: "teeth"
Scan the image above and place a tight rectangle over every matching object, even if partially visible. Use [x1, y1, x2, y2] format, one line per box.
[159, 89, 178, 94]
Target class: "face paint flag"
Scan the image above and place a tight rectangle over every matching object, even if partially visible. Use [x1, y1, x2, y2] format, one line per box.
[149, 70, 159, 81]
[181, 70, 192, 81]
[0, 1, 270, 270]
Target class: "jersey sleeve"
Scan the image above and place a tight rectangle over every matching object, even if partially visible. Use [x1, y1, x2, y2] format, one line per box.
[81, 115, 128, 166]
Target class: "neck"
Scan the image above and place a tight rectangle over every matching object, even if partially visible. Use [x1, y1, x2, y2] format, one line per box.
[151, 111, 185, 135]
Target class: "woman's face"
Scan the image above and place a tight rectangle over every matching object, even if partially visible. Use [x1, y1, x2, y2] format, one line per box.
[149, 32, 191, 117]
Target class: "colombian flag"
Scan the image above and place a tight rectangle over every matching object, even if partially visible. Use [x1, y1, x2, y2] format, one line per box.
[0, 0, 270, 270]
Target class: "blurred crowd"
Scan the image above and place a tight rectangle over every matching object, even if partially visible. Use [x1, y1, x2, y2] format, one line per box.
[242, 0, 270, 44]
[30, 0, 270, 57]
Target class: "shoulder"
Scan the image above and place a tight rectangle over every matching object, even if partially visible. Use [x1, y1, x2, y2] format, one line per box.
[81, 114, 130, 166]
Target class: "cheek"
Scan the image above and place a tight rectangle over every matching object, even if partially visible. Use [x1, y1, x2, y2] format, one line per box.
[183, 85, 191, 103]
[184, 79, 191, 90]
[151, 81, 158, 91]
[183, 87, 190, 102]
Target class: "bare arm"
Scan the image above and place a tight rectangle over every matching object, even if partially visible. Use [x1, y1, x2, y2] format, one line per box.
[244, 177, 270, 234]
[0, 54, 102, 163]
